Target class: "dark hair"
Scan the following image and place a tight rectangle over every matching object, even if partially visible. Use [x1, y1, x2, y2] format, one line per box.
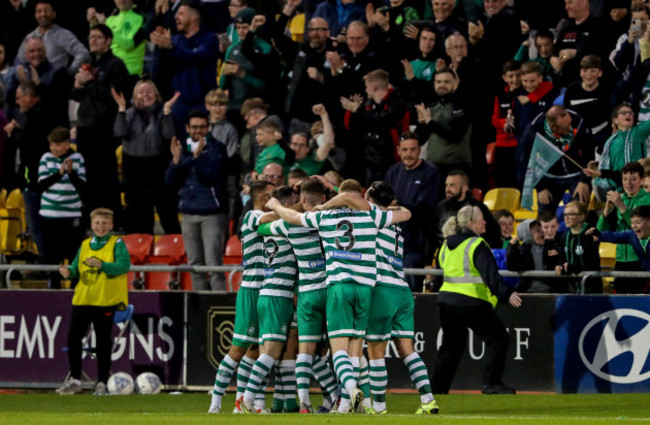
[399, 130, 420, 144]
[48, 126, 70, 143]
[632, 3, 649, 15]
[179, 0, 203, 18]
[250, 180, 274, 203]
[621, 161, 645, 178]
[502, 59, 520, 74]
[494, 209, 514, 221]
[537, 209, 557, 223]
[272, 186, 297, 204]
[187, 108, 209, 124]
[612, 103, 633, 121]
[35, 0, 55, 8]
[18, 80, 39, 97]
[435, 66, 456, 78]
[534, 29, 554, 43]
[366, 181, 395, 208]
[580, 54, 601, 70]
[90, 24, 113, 40]
[447, 169, 469, 187]
[300, 177, 326, 196]
[631, 205, 650, 219]
[288, 168, 308, 181]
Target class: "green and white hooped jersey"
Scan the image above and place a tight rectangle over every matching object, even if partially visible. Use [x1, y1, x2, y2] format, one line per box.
[241, 210, 266, 289]
[376, 223, 409, 289]
[269, 220, 327, 293]
[261, 232, 297, 298]
[301, 207, 393, 288]
[38, 152, 86, 218]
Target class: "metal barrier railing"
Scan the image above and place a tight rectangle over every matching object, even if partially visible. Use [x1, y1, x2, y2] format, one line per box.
[1, 264, 649, 294]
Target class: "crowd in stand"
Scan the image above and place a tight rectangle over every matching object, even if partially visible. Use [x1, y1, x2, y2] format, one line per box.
[2, 0, 650, 294]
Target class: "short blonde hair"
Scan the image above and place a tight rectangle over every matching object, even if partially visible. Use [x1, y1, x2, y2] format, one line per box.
[339, 179, 363, 194]
[205, 88, 229, 105]
[441, 205, 482, 238]
[90, 208, 114, 221]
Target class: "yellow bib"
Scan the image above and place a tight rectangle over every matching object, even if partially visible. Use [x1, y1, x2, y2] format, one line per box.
[72, 235, 128, 308]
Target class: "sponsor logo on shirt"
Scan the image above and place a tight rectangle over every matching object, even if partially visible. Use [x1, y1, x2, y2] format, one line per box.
[328, 250, 362, 261]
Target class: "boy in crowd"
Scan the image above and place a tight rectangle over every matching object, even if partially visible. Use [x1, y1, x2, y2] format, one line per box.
[514, 29, 558, 83]
[491, 60, 521, 187]
[596, 162, 650, 294]
[254, 119, 285, 177]
[494, 209, 514, 249]
[37, 127, 86, 289]
[507, 219, 564, 293]
[56, 208, 130, 396]
[563, 55, 611, 154]
[513, 61, 556, 140]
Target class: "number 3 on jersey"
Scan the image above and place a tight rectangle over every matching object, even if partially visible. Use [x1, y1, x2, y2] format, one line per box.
[335, 220, 355, 251]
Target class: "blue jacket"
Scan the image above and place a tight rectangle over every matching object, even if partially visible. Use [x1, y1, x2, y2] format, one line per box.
[161, 28, 219, 107]
[165, 135, 228, 215]
[599, 230, 650, 271]
[313, 0, 366, 36]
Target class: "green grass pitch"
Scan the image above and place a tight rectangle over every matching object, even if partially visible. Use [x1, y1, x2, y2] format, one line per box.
[1, 392, 649, 424]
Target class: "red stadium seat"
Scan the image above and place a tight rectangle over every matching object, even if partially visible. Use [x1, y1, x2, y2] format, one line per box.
[121, 234, 154, 290]
[224, 235, 242, 291]
[145, 234, 187, 290]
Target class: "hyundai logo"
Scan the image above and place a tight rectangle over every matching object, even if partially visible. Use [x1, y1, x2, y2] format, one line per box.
[578, 308, 650, 384]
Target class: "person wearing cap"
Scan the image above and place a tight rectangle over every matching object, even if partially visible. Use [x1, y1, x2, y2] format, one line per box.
[150, 0, 219, 135]
[219, 8, 275, 114]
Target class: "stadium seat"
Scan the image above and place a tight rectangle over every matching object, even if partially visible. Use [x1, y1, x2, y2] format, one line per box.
[0, 188, 6, 208]
[224, 235, 242, 291]
[121, 234, 154, 289]
[514, 189, 537, 221]
[0, 189, 28, 255]
[289, 13, 305, 42]
[483, 188, 521, 213]
[599, 242, 617, 269]
[145, 234, 188, 290]
[588, 191, 605, 211]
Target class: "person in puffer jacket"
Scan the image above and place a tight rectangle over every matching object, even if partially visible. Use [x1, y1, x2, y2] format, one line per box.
[166, 109, 228, 291]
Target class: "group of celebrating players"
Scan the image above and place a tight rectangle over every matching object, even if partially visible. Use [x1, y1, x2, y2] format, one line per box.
[208, 177, 439, 415]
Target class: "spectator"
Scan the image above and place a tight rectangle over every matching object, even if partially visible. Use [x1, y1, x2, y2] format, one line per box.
[428, 170, 501, 264]
[538, 209, 564, 246]
[443, 33, 467, 73]
[312, 0, 366, 37]
[93, 0, 148, 78]
[0, 0, 36, 66]
[491, 60, 521, 187]
[289, 104, 335, 176]
[56, 208, 130, 396]
[8, 37, 70, 126]
[513, 29, 559, 84]
[37, 127, 86, 289]
[415, 67, 471, 182]
[0, 42, 15, 95]
[166, 109, 229, 291]
[15, 0, 90, 76]
[219, 9, 276, 122]
[493, 209, 514, 249]
[150, 0, 219, 134]
[609, 3, 649, 80]
[385, 131, 440, 292]
[401, 25, 440, 83]
[512, 61, 556, 141]
[2, 81, 58, 258]
[431, 0, 467, 40]
[563, 55, 612, 153]
[206, 88, 240, 218]
[517, 105, 593, 213]
[254, 119, 286, 177]
[340, 68, 409, 184]
[593, 205, 650, 290]
[596, 161, 650, 294]
[507, 219, 565, 293]
[557, 200, 602, 293]
[552, 0, 613, 86]
[111, 79, 181, 235]
[71, 24, 129, 223]
[287, 168, 308, 187]
[588, 103, 650, 200]
[223, 0, 249, 45]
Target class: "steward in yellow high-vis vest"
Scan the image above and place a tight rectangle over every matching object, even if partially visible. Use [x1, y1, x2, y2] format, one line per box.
[57, 209, 131, 396]
[432, 205, 521, 396]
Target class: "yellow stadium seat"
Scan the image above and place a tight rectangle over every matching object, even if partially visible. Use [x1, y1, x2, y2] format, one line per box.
[514, 189, 537, 221]
[0, 188, 7, 208]
[116, 145, 123, 183]
[483, 188, 521, 213]
[0, 189, 27, 255]
[289, 13, 305, 42]
[588, 191, 605, 211]
[599, 242, 617, 269]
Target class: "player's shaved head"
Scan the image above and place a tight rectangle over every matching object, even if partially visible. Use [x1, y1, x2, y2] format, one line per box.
[272, 186, 298, 206]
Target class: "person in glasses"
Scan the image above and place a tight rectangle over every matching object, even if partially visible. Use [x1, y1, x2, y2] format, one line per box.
[166, 109, 229, 290]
